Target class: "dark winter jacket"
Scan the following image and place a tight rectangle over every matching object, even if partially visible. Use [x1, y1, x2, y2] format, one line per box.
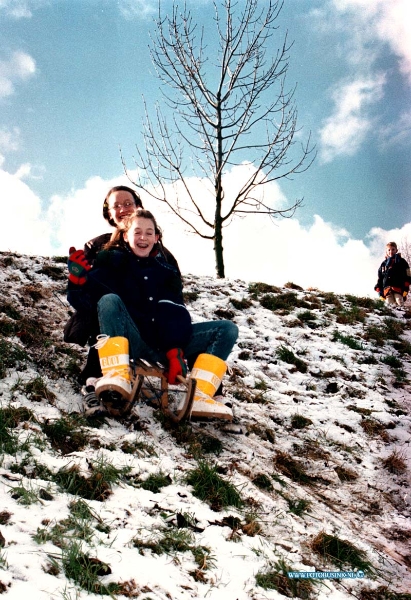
[375, 253, 411, 298]
[67, 244, 192, 353]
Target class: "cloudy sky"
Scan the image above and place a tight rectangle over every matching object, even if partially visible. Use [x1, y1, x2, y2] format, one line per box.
[1, 0, 411, 295]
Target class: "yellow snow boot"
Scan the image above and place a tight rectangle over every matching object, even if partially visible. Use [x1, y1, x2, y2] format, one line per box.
[94, 335, 132, 416]
[190, 354, 233, 421]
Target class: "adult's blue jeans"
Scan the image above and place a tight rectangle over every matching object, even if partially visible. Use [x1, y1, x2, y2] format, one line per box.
[97, 294, 238, 366]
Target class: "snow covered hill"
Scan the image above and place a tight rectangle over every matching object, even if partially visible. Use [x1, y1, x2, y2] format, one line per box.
[0, 250, 410, 600]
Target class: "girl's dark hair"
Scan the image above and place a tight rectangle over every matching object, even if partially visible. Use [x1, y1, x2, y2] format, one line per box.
[103, 186, 143, 227]
[105, 209, 163, 250]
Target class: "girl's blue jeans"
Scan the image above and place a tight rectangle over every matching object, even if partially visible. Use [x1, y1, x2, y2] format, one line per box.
[97, 294, 238, 366]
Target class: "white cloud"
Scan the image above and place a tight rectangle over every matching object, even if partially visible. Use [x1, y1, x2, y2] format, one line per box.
[319, 75, 385, 162]
[0, 163, 403, 296]
[331, 0, 411, 83]
[118, 0, 156, 20]
[0, 51, 36, 98]
[0, 126, 20, 153]
[379, 109, 411, 149]
[0, 168, 51, 255]
[0, 0, 46, 19]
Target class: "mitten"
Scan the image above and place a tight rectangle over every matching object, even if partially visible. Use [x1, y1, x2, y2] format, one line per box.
[166, 348, 187, 384]
[68, 247, 91, 285]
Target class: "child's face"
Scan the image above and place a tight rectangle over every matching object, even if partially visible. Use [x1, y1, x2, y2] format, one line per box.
[386, 245, 397, 257]
[125, 217, 159, 257]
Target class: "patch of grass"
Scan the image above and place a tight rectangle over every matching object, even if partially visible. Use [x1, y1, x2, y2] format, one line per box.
[0, 337, 28, 378]
[61, 540, 117, 595]
[384, 318, 405, 340]
[186, 460, 244, 511]
[359, 585, 411, 600]
[52, 255, 68, 264]
[332, 330, 364, 350]
[392, 367, 408, 385]
[286, 496, 312, 516]
[311, 531, 375, 574]
[230, 297, 252, 310]
[9, 481, 44, 505]
[183, 290, 199, 303]
[53, 456, 130, 501]
[284, 281, 303, 290]
[22, 376, 56, 402]
[0, 301, 21, 319]
[291, 414, 313, 429]
[133, 526, 194, 556]
[256, 558, 315, 598]
[140, 471, 172, 493]
[260, 292, 310, 313]
[248, 282, 281, 298]
[0, 407, 22, 456]
[382, 450, 407, 475]
[334, 465, 359, 482]
[252, 473, 273, 491]
[347, 404, 373, 416]
[42, 415, 89, 454]
[39, 264, 66, 281]
[273, 451, 315, 485]
[333, 305, 366, 324]
[15, 317, 46, 346]
[254, 379, 268, 391]
[297, 310, 317, 322]
[393, 340, 411, 355]
[320, 291, 341, 306]
[276, 346, 307, 373]
[120, 438, 157, 456]
[360, 418, 391, 441]
[190, 545, 216, 581]
[365, 318, 405, 346]
[381, 355, 402, 368]
[10, 456, 53, 481]
[344, 295, 378, 309]
[358, 354, 378, 365]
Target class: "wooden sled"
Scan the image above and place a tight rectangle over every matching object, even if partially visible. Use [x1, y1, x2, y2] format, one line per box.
[127, 359, 196, 423]
[99, 360, 196, 422]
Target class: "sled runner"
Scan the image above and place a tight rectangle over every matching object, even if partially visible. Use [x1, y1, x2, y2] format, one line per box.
[99, 358, 197, 423]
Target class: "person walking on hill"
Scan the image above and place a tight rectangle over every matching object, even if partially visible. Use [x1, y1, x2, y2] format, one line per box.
[375, 241, 411, 308]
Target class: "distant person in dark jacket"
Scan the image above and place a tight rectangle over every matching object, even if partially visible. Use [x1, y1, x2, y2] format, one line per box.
[375, 241, 411, 307]
[68, 210, 237, 420]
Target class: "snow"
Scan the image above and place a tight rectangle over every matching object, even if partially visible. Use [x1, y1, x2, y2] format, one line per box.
[0, 250, 410, 599]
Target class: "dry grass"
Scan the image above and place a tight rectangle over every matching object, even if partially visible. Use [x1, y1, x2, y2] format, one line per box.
[381, 450, 407, 475]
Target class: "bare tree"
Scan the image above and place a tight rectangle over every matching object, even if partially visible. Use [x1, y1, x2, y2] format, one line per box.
[125, 0, 315, 277]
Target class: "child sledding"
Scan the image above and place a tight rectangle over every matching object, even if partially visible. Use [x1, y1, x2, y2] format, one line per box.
[67, 208, 238, 422]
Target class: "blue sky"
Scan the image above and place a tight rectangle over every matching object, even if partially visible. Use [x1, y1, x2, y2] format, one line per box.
[1, 0, 411, 294]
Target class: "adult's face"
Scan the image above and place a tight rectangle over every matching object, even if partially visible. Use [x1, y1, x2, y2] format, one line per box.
[107, 190, 137, 226]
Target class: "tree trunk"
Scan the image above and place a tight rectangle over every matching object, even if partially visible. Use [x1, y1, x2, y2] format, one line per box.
[214, 205, 225, 278]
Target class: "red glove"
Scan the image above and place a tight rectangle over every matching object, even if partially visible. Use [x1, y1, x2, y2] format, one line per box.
[68, 247, 91, 285]
[166, 348, 187, 384]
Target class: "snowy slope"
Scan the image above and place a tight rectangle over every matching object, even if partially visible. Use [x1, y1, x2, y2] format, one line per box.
[0, 250, 410, 600]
